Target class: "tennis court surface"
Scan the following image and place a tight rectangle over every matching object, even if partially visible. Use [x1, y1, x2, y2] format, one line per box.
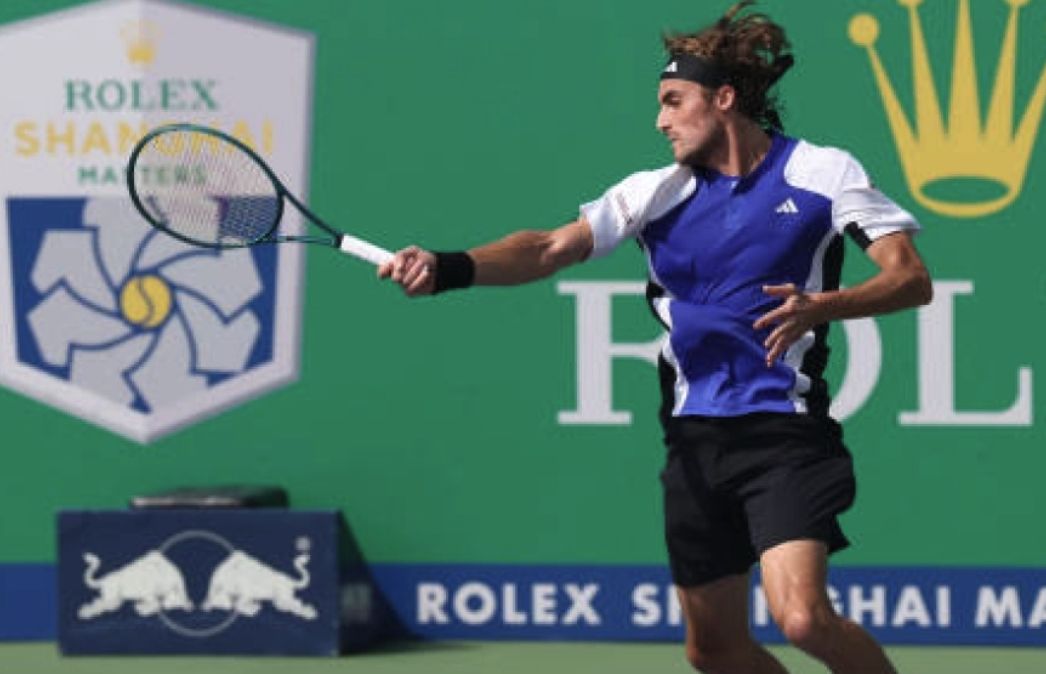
[5, 641, 1046, 674]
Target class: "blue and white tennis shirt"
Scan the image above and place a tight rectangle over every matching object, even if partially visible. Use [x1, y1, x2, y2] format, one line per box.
[580, 134, 919, 418]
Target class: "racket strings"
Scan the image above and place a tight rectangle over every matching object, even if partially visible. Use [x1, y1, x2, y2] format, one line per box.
[131, 129, 280, 247]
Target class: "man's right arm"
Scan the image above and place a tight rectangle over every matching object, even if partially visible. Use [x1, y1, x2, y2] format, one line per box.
[377, 218, 594, 297]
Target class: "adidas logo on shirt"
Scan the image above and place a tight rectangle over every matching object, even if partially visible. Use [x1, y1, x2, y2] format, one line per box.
[775, 198, 799, 215]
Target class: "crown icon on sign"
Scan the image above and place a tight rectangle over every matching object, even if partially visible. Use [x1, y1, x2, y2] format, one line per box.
[121, 21, 158, 67]
[849, 0, 1046, 218]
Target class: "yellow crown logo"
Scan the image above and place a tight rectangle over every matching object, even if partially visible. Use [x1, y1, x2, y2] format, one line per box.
[121, 21, 158, 67]
[849, 0, 1046, 218]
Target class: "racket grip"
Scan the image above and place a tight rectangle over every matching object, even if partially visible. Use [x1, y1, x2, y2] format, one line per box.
[338, 234, 393, 266]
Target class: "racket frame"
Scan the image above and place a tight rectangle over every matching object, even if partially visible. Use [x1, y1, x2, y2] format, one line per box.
[127, 123, 345, 250]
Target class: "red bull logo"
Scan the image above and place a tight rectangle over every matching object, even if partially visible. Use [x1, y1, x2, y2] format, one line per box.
[77, 530, 317, 637]
[202, 550, 316, 620]
[57, 510, 365, 654]
[79, 550, 192, 619]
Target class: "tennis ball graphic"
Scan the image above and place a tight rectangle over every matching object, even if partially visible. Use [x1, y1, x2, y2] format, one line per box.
[120, 275, 173, 329]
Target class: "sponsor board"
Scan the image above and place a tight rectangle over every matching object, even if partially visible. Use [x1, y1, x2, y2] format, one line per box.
[5, 561, 1043, 645]
[371, 564, 1046, 646]
[0, 0, 314, 442]
[55, 509, 388, 654]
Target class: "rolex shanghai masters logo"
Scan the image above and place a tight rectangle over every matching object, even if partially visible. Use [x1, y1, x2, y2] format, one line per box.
[849, 0, 1046, 218]
[0, 0, 315, 442]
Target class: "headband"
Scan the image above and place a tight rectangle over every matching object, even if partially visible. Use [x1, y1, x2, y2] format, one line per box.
[660, 52, 795, 88]
[660, 52, 731, 88]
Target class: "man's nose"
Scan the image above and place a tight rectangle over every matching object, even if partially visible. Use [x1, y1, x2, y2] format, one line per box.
[656, 109, 669, 134]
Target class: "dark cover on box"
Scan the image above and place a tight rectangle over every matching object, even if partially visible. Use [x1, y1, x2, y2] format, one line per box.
[129, 485, 289, 509]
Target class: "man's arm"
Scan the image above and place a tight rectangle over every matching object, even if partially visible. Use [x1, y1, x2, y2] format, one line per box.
[754, 231, 932, 366]
[377, 218, 595, 296]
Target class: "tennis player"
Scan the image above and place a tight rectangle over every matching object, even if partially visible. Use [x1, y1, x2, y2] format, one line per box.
[379, 2, 930, 672]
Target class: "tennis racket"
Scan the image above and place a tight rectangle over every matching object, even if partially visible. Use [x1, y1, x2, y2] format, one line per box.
[127, 123, 392, 266]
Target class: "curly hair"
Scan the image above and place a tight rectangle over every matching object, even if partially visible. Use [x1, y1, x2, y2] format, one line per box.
[663, 1, 793, 130]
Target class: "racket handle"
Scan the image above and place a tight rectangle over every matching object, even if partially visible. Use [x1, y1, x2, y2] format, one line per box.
[338, 234, 393, 266]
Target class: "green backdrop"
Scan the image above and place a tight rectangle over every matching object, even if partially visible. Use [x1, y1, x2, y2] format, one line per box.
[1, 0, 1043, 575]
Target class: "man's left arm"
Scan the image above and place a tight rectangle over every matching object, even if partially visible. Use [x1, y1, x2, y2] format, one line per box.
[754, 231, 932, 366]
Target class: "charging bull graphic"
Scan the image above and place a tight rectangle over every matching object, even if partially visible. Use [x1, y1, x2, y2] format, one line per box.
[58, 516, 350, 653]
[202, 551, 317, 620]
[74, 533, 318, 634]
[78, 551, 193, 619]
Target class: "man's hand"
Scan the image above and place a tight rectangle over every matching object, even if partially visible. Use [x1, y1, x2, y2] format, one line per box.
[753, 283, 824, 367]
[377, 246, 437, 297]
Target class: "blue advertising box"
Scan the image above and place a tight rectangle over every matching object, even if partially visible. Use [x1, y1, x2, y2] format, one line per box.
[57, 509, 396, 655]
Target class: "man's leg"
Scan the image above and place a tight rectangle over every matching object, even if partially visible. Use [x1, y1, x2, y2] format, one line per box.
[677, 572, 789, 674]
[760, 540, 897, 674]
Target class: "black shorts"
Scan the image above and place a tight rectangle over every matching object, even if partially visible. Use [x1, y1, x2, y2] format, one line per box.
[661, 412, 856, 587]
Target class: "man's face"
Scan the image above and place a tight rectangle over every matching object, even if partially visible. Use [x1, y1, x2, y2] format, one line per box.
[656, 79, 726, 166]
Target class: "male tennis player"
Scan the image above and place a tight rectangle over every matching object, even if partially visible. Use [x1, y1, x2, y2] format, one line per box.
[379, 2, 930, 672]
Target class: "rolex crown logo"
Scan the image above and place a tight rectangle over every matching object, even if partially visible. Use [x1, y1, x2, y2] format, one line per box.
[121, 21, 158, 67]
[849, 0, 1046, 218]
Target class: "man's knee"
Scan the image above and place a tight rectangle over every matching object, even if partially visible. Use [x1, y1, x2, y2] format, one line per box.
[776, 605, 835, 653]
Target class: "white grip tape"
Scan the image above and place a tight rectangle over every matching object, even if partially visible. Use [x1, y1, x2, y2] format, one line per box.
[339, 234, 393, 266]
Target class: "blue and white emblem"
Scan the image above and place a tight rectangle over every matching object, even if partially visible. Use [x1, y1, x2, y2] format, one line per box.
[1, 196, 293, 442]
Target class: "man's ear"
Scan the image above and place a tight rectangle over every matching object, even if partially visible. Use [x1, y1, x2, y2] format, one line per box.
[714, 84, 737, 111]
